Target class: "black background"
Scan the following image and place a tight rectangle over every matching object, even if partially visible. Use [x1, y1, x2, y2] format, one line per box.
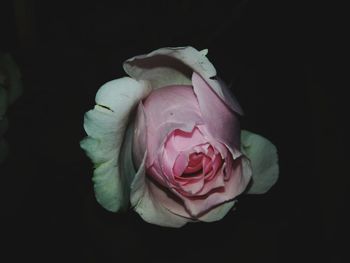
[1, 1, 347, 262]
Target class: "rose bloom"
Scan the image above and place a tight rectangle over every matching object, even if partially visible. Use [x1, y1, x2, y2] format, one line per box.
[81, 47, 278, 227]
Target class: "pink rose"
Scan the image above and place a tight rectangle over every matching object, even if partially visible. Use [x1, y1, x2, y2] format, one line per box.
[81, 47, 279, 227]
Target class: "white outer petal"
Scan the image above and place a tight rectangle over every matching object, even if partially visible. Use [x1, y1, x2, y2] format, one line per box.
[199, 200, 236, 222]
[80, 77, 151, 212]
[123, 46, 243, 115]
[241, 130, 279, 194]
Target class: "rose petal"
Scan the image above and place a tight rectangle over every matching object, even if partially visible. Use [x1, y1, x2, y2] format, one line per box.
[241, 130, 279, 194]
[142, 85, 203, 167]
[119, 120, 137, 188]
[179, 156, 252, 217]
[192, 74, 241, 158]
[161, 128, 207, 178]
[159, 137, 183, 185]
[95, 77, 151, 113]
[132, 102, 147, 169]
[123, 46, 243, 114]
[156, 128, 208, 189]
[187, 152, 204, 169]
[130, 152, 191, 227]
[176, 174, 205, 196]
[199, 200, 236, 222]
[172, 151, 189, 176]
[80, 77, 150, 212]
[197, 125, 232, 160]
[172, 128, 207, 152]
[187, 164, 225, 197]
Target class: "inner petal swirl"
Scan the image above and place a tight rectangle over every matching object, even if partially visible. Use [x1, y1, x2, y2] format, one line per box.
[160, 127, 227, 196]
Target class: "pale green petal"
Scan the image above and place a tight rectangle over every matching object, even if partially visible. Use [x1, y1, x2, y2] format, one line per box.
[123, 46, 243, 114]
[80, 77, 151, 212]
[119, 121, 136, 188]
[199, 200, 236, 222]
[241, 130, 279, 194]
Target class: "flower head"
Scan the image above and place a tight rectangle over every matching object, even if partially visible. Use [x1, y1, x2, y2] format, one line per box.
[81, 47, 279, 227]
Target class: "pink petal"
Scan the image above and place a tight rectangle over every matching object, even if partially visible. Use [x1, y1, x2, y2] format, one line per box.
[147, 177, 193, 220]
[184, 152, 204, 173]
[192, 72, 241, 157]
[203, 153, 223, 182]
[178, 181, 205, 196]
[172, 128, 207, 152]
[173, 151, 189, 176]
[154, 127, 207, 187]
[130, 153, 192, 227]
[142, 85, 203, 168]
[196, 124, 240, 161]
[178, 156, 252, 217]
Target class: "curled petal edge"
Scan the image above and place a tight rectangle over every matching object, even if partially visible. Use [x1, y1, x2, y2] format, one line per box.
[123, 46, 243, 115]
[80, 77, 151, 212]
[130, 152, 191, 228]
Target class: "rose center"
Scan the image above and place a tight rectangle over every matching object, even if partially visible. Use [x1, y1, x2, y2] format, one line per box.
[183, 152, 204, 175]
[177, 147, 223, 179]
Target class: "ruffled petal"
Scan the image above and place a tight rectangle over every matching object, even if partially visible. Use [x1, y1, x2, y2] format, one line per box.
[160, 128, 207, 181]
[179, 156, 251, 217]
[80, 77, 151, 212]
[123, 46, 243, 114]
[95, 77, 151, 112]
[241, 130, 279, 194]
